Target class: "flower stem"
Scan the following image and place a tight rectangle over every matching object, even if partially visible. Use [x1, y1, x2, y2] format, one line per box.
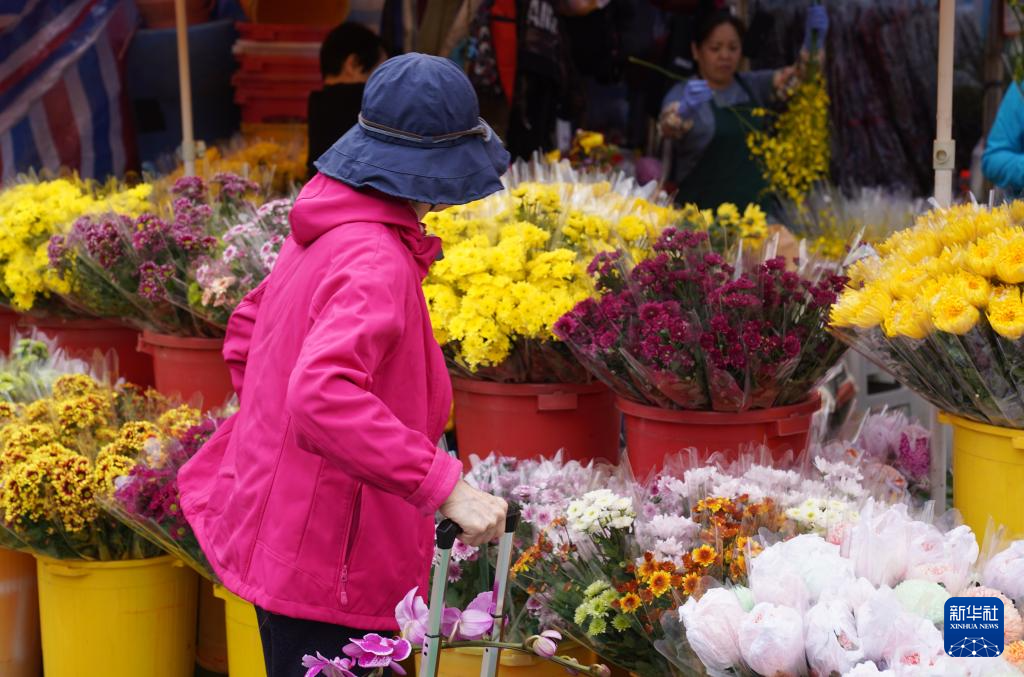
[627, 57, 687, 83]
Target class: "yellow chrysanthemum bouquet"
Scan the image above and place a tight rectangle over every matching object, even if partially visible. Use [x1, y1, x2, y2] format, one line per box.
[423, 161, 684, 382]
[0, 176, 152, 313]
[830, 202, 1024, 426]
[0, 372, 202, 560]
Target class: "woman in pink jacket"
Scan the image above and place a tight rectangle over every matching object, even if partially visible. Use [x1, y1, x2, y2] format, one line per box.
[179, 53, 511, 676]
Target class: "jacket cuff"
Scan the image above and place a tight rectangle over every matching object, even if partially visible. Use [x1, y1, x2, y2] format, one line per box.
[407, 446, 462, 516]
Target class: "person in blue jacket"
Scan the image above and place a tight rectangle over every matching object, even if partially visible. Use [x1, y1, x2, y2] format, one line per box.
[983, 84, 1024, 196]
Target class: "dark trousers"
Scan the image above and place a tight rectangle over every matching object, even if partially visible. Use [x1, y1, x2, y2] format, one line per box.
[255, 607, 392, 677]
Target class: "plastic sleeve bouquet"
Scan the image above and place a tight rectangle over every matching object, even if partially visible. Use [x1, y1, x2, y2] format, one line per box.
[511, 489, 680, 676]
[0, 176, 152, 314]
[422, 159, 684, 383]
[449, 453, 613, 642]
[637, 457, 1024, 676]
[47, 174, 292, 337]
[100, 417, 220, 579]
[656, 501, 1024, 676]
[555, 226, 849, 412]
[830, 201, 1024, 426]
[0, 373, 202, 560]
[0, 332, 95, 403]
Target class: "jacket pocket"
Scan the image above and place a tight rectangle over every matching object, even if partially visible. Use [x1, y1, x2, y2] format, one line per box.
[337, 483, 363, 606]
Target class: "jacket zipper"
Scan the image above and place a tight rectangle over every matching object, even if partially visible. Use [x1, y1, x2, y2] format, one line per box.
[338, 484, 363, 606]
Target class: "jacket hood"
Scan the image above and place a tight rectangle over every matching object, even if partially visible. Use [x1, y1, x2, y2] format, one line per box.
[290, 174, 422, 245]
[289, 174, 442, 277]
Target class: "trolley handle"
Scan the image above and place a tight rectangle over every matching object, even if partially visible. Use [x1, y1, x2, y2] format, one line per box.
[436, 519, 462, 550]
[505, 503, 521, 534]
[435, 503, 521, 549]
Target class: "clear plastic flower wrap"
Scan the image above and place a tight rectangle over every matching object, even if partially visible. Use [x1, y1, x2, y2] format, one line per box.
[738, 602, 806, 677]
[0, 373, 202, 560]
[675, 587, 747, 674]
[157, 136, 307, 197]
[554, 226, 851, 412]
[0, 331, 94, 403]
[510, 487, 683, 676]
[804, 592, 865, 676]
[0, 175, 153, 314]
[422, 158, 684, 383]
[47, 174, 292, 337]
[748, 534, 854, 611]
[777, 184, 927, 262]
[443, 452, 611, 641]
[830, 201, 1024, 427]
[635, 446, 1024, 676]
[983, 540, 1024, 602]
[100, 417, 221, 579]
[835, 500, 979, 591]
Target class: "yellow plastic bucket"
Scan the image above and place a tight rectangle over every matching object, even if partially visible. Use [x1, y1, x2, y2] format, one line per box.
[941, 412, 1024, 537]
[0, 548, 40, 677]
[197, 579, 229, 673]
[213, 585, 267, 677]
[36, 554, 198, 677]
[414, 641, 594, 676]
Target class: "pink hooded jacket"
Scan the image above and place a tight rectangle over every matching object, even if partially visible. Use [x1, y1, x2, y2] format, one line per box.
[179, 175, 463, 629]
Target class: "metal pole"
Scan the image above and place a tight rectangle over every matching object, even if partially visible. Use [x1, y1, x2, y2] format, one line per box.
[930, 0, 958, 507]
[933, 0, 957, 206]
[422, 520, 461, 677]
[174, 0, 196, 177]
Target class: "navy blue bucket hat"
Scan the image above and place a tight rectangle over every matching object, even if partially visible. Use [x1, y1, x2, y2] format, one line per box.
[314, 53, 511, 206]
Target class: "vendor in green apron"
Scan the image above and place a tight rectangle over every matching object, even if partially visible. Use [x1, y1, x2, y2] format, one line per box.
[658, 8, 828, 209]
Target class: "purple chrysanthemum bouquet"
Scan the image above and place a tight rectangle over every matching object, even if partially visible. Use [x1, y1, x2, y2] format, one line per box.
[101, 418, 221, 579]
[48, 174, 292, 337]
[554, 228, 850, 412]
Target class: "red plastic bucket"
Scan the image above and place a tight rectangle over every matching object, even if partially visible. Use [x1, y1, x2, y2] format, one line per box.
[0, 307, 18, 355]
[137, 331, 232, 408]
[19, 317, 154, 387]
[452, 378, 620, 469]
[618, 394, 822, 477]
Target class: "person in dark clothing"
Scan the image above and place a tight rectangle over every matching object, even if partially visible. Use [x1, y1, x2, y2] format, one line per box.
[306, 23, 386, 178]
[505, 0, 567, 159]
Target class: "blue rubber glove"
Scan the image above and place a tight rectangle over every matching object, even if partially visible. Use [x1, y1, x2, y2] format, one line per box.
[803, 4, 829, 51]
[674, 79, 714, 118]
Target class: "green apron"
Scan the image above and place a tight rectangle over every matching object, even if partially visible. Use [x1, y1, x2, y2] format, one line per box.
[675, 77, 769, 210]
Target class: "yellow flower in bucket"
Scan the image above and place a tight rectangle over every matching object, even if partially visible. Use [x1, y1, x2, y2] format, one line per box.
[988, 286, 1024, 340]
[931, 289, 979, 335]
[996, 236, 1024, 284]
[882, 297, 931, 340]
